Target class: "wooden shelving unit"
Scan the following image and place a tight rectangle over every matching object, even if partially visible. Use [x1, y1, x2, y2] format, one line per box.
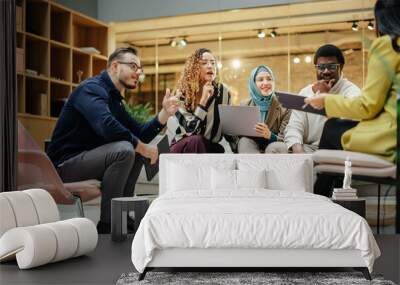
[16, 0, 109, 149]
[72, 50, 91, 84]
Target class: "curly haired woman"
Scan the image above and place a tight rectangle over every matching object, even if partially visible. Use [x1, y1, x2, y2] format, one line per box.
[167, 48, 232, 153]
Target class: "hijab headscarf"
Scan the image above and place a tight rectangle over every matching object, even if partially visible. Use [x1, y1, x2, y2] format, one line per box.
[248, 65, 276, 122]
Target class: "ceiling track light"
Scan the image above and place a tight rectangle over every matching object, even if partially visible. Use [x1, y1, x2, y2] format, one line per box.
[257, 29, 266, 38]
[367, 20, 374, 31]
[351, 21, 359, 31]
[178, 38, 187, 48]
[270, 28, 277, 38]
[170, 37, 188, 48]
[169, 38, 177, 47]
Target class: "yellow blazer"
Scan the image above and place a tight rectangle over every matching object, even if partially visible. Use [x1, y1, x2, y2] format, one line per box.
[325, 35, 399, 162]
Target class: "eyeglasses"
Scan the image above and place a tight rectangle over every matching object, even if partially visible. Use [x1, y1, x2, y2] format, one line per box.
[117, 61, 143, 73]
[315, 63, 340, 72]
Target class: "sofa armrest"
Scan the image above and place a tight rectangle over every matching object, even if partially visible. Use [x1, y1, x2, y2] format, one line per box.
[312, 150, 395, 168]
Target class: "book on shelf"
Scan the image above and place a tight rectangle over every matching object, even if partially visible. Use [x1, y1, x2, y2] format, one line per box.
[80, 47, 101, 54]
[332, 195, 359, 200]
[16, 48, 24, 73]
[332, 192, 357, 197]
[333, 188, 357, 193]
[31, 93, 48, 116]
[332, 188, 358, 200]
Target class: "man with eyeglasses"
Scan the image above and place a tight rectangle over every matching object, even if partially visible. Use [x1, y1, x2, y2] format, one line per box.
[46, 47, 179, 233]
[266, 44, 361, 154]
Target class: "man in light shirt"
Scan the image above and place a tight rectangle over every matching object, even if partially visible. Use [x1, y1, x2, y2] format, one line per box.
[266, 44, 361, 154]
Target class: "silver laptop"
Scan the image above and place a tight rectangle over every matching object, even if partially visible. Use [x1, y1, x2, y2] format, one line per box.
[218, 105, 263, 137]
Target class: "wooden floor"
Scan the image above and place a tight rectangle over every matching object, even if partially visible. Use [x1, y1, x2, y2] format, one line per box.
[0, 235, 398, 285]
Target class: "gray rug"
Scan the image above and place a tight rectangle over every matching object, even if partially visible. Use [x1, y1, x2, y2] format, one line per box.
[116, 271, 395, 285]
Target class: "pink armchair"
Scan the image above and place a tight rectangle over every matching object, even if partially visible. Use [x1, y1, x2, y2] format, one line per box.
[17, 121, 101, 216]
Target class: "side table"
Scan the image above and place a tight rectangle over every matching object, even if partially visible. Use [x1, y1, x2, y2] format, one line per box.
[111, 195, 157, 242]
[332, 198, 366, 218]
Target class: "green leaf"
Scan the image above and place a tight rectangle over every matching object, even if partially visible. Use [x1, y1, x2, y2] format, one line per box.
[124, 101, 154, 123]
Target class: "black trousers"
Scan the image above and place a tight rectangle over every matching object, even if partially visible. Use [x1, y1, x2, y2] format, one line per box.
[58, 141, 143, 224]
[314, 118, 358, 197]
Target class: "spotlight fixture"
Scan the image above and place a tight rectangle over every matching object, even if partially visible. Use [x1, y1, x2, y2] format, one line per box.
[344, 49, 354, 55]
[367, 20, 374, 31]
[293, 57, 300, 64]
[169, 39, 177, 47]
[217, 62, 223, 69]
[178, 38, 187, 48]
[257, 30, 266, 38]
[170, 37, 188, 48]
[351, 21, 359, 31]
[270, 29, 277, 38]
[304, 55, 312, 63]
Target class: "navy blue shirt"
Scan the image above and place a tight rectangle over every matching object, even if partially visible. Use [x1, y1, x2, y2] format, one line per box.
[47, 71, 164, 166]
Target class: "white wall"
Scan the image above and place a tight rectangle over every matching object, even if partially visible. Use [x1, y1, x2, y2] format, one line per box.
[55, 0, 98, 19]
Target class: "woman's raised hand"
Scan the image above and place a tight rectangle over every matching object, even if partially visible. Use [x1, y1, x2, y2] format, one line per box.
[199, 81, 214, 107]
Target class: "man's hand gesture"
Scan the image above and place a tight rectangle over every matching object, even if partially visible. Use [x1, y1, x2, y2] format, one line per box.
[158, 88, 180, 124]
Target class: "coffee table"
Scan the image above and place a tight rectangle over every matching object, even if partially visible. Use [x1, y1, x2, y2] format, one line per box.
[111, 195, 157, 242]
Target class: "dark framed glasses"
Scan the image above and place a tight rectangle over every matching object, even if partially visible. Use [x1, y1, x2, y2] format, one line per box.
[315, 63, 340, 72]
[117, 61, 143, 73]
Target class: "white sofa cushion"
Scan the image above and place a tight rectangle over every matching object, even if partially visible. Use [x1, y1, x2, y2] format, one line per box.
[0, 218, 97, 269]
[0, 196, 17, 237]
[42, 221, 79, 262]
[23, 189, 60, 224]
[1, 191, 40, 227]
[64, 218, 98, 257]
[0, 226, 57, 268]
[0, 189, 97, 270]
[0, 189, 59, 236]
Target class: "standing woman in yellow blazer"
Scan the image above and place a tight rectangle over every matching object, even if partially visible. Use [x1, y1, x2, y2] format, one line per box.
[306, 0, 399, 196]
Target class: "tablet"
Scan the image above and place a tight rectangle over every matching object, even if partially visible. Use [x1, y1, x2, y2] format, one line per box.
[218, 105, 263, 137]
[141, 135, 170, 181]
[275, 91, 326, 116]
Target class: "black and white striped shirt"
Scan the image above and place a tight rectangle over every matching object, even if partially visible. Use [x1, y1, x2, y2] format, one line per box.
[167, 83, 231, 144]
